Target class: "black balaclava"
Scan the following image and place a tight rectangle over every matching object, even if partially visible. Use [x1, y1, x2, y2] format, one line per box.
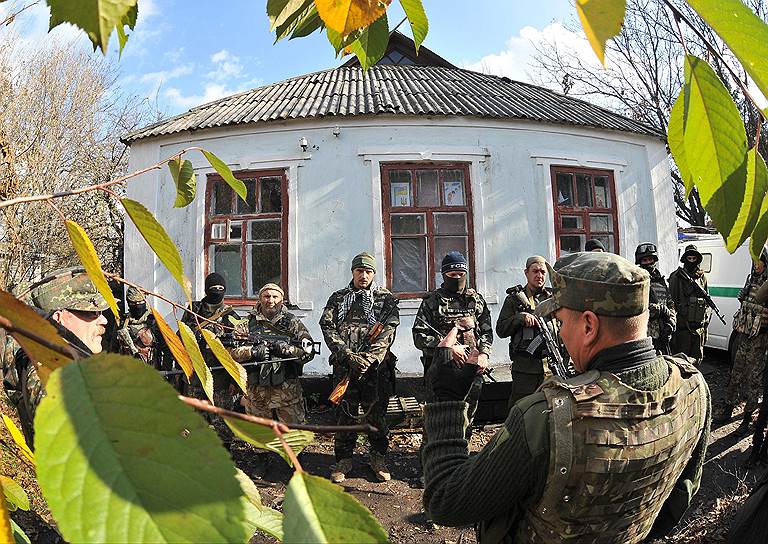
[683, 258, 700, 274]
[441, 251, 468, 294]
[204, 272, 226, 305]
[128, 302, 147, 319]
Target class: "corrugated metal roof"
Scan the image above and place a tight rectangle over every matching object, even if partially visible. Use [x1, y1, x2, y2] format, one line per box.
[122, 65, 664, 143]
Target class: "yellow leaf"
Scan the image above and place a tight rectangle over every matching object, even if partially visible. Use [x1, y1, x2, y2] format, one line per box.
[0, 290, 73, 382]
[178, 321, 214, 402]
[65, 220, 120, 323]
[150, 308, 194, 380]
[315, 0, 390, 37]
[1, 416, 34, 465]
[0, 481, 13, 544]
[575, 0, 626, 65]
[201, 330, 248, 394]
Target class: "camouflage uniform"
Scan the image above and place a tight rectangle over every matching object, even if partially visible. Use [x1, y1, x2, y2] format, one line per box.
[3, 268, 108, 447]
[422, 253, 711, 542]
[496, 284, 558, 409]
[116, 308, 165, 370]
[726, 268, 768, 416]
[319, 282, 399, 461]
[669, 266, 710, 365]
[412, 286, 492, 429]
[646, 268, 677, 354]
[230, 304, 315, 424]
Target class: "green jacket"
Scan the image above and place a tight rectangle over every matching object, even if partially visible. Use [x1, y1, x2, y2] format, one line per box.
[496, 284, 554, 360]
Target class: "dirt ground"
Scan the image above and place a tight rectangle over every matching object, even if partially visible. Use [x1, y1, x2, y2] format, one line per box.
[6, 348, 767, 543]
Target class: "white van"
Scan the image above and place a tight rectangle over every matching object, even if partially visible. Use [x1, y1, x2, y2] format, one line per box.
[676, 232, 753, 357]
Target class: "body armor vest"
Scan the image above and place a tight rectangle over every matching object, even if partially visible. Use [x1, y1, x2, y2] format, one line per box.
[515, 356, 707, 543]
[733, 278, 768, 337]
[510, 286, 553, 355]
[647, 278, 671, 340]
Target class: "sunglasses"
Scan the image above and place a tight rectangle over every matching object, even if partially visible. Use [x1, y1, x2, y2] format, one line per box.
[69, 309, 103, 321]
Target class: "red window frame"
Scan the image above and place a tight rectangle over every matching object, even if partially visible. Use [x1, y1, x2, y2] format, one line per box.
[204, 169, 289, 304]
[381, 162, 475, 298]
[551, 165, 619, 257]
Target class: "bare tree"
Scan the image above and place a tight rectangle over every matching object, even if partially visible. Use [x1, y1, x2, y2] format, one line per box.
[0, 36, 156, 291]
[531, 0, 768, 226]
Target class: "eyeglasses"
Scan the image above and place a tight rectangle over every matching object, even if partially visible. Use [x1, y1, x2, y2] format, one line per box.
[637, 243, 657, 253]
[68, 309, 103, 321]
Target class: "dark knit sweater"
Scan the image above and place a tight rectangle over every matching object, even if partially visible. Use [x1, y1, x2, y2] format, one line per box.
[422, 338, 711, 541]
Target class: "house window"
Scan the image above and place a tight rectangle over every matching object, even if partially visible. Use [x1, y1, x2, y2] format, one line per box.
[205, 170, 288, 301]
[381, 163, 474, 296]
[551, 166, 619, 255]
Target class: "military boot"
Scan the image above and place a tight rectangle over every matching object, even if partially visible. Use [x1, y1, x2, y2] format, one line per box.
[369, 452, 391, 482]
[715, 404, 734, 424]
[330, 458, 353, 484]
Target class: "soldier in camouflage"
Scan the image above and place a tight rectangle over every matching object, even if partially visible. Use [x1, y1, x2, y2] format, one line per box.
[229, 283, 315, 424]
[718, 252, 768, 426]
[116, 287, 165, 370]
[635, 243, 676, 354]
[413, 251, 492, 431]
[669, 244, 711, 365]
[422, 252, 711, 543]
[497, 255, 561, 409]
[319, 252, 399, 483]
[3, 268, 109, 447]
[181, 272, 240, 444]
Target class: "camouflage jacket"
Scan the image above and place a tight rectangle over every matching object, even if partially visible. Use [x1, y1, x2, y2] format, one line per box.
[733, 271, 768, 336]
[116, 309, 164, 369]
[319, 283, 399, 367]
[669, 267, 710, 328]
[496, 284, 555, 358]
[412, 287, 493, 360]
[648, 268, 676, 342]
[181, 301, 238, 387]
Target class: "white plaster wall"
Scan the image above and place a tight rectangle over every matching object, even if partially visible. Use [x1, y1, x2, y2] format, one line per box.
[125, 116, 673, 374]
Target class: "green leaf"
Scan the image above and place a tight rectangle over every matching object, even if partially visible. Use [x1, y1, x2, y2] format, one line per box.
[47, 0, 137, 54]
[201, 330, 248, 394]
[750, 153, 768, 262]
[0, 477, 29, 512]
[726, 147, 768, 252]
[178, 321, 214, 402]
[223, 416, 313, 466]
[34, 354, 247, 543]
[399, 0, 428, 52]
[668, 92, 694, 196]
[121, 198, 192, 300]
[200, 150, 247, 202]
[269, 0, 312, 33]
[681, 55, 748, 245]
[11, 519, 30, 544]
[64, 220, 120, 323]
[686, 0, 768, 109]
[2, 415, 34, 464]
[236, 469, 284, 541]
[347, 12, 389, 70]
[150, 308, 194, 379]
[0, 290, 73, 382]
[283, 472, 388, 543]
[290, 6, 324, 39]
[326, 27, 358, 56]
[575, 0, 626, 65]
[168, 157, 196, 208]
[116, 3, 137, 56]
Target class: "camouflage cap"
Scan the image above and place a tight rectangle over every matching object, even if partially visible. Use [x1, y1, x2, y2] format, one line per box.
[28, 267, 109, 313]
[536, 252, 650, 318]
[126, 286, 146, 303]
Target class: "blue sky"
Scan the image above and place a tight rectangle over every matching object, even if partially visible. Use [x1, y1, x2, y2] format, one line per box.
[3, 0, 585, 117]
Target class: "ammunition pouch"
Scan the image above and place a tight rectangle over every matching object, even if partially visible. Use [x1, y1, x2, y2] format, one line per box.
[687, 296, 707, 325]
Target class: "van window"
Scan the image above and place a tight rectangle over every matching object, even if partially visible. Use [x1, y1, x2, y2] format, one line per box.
[700, 253, 712, 273]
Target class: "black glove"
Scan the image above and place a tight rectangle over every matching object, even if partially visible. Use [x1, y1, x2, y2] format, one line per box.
[272, 340, 294, 358]
[251, 343, 269, 362]
[427, 347, 478, 402]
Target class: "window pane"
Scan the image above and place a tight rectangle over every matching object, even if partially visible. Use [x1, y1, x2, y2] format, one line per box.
[260, 177, 282, 213]
[435, 213, 467, 235]
[416, 170, 440, 207]
[392, 238, 427, 293]
[590, 214, 612, 232]
[229, 221, 242, 241]
[210, 222, 226, 240]
[561, 215, 583, 230]
[593, 234, 614, 253]
[434, 236, 468, 287]
[559, 235, 584, 254]
[556, 173, 573, 207]
[389, 170, 412, 184]
[212, 245, 241, 297]
[249, 219, 281, 241]
[443, 169, 465, 206]
[236, 178, 258, 214]
[392, 214, 425, 235]
[576, 174, 593, 207]
[249, 243, 281, 295]
[594, 176, 611, 208]
[212, 182, 232, 215]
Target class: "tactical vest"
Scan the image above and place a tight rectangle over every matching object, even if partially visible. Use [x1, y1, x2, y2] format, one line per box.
[427, 288, 486, 355]
[249, 310, 302, 387]
[510, 286, 554, 356]
[647, 278, 671, 341]
[675, 270, 708, 325]
[733, 280, 768, 337]
[514, 356, 707, 544]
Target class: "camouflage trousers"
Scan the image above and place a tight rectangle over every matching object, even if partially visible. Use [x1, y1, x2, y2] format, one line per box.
[242, 379, 306, 425]
[332, 363, 392, 461]
[726, 331, 768, 412]
[508, 353, 552, 411]
[671, 326, 707, 365]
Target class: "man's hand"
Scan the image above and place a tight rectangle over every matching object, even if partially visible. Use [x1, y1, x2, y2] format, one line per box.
[429, 347, 478, 402]
[451, 344, 468, 366]
[523, 312, 538, 328]
[347, 353, 371, 379]
[471, 351, 489, 375]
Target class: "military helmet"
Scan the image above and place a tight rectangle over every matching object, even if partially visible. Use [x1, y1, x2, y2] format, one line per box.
[680, 244, 702, 264]
[635, 242, 658, 265]
[28, 267, 109, 313]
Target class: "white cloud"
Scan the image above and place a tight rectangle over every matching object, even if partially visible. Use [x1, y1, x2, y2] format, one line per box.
[207, 49, 244, 81]
[140, 64, 195, 86]
[165, 83, 244, 109]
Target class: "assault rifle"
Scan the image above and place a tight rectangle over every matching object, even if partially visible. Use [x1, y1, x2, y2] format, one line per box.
[158, 356, 303, 377]
[219, 329, 320, 360]
[678, 268, 727, 325]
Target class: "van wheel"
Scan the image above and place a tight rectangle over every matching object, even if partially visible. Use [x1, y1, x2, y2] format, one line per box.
[728, 332, 741, 367]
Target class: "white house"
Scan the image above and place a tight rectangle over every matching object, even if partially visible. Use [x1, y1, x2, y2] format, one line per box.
[122, 34, 675, 374]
